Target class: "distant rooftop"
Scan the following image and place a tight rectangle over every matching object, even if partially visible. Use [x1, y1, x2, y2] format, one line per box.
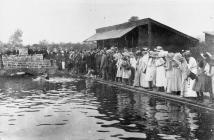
[204, 31, 214, 36]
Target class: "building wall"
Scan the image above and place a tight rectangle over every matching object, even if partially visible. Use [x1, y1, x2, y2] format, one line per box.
[2, 55, 51, 69]
[97, 23, 198, 51]
[138, 25, 148, 47]
[205, 33, 214, 46]
[150, 23, 196, 52]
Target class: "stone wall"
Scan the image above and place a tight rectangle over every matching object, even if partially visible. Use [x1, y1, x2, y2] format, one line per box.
[2, 55, 52, 69]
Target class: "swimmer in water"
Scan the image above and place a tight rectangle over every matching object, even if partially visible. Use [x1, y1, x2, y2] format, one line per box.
[33, 73, 49, 81]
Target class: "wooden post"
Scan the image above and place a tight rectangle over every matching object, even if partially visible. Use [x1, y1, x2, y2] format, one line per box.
[132, 33, 134, 48]
[148, 22, 152, 50]
[125, 36, 128, 48]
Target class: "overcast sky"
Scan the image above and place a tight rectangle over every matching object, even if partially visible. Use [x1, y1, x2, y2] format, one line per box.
[0, 0, 213, 44]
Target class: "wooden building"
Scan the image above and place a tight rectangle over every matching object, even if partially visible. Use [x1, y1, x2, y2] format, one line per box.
[85, 18, 199, 52]
[204, 32, 214, 46]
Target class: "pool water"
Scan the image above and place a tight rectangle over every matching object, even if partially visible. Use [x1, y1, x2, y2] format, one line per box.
[0, 77, 213, 140]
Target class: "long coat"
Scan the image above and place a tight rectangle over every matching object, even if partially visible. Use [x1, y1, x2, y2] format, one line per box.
[100, 54, 108, 70]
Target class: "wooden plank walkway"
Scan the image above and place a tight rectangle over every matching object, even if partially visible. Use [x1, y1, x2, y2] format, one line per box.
[93, 78, 214, 112]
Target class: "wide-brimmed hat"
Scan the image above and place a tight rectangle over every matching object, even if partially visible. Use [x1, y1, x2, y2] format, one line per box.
[166, 53, 175, 60]
[113, 53, 122, 60]
[149, 51, 158, 57]
[129, 52, 134, 57]
[173, 53, 184, 62]
[136, 50, 141, 56]
[154, 46, 163, 52]
[158, 51, 168, 57]
[106, 49, 113, 54]
[182, 50, 191, 56]
[142, 47, 149, 51]
[122, 52, 130, 57]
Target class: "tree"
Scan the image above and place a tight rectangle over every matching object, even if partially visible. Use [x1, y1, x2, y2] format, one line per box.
[39, 40, 49, 50]
[128, 16, 139, 22]
[8, 29, 23, 48]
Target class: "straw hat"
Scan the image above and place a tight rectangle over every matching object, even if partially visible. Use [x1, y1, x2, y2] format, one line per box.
[106, 49, 113, 54]
[182, 50, 191, 57]
[154, 46, 163, 52]
[129, 52, 134, 57]
[158, 51, 168, 57]
[122, 52, 130, 57]
[166, 53, 175, 60]
[149, 51, 158, 57]
[136, 50, 141, 56]
[173, 53, 184, 62]
[142, 47, 149, 51]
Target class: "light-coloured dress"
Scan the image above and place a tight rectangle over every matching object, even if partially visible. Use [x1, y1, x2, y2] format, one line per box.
[145, 58, 156, 82]
[185, 57, 197, 97]
[179, 59, 189, 97]
[122, 60, 131, 79]
[139, 53, 149, 88]
[165, 59, 174, 93]
[130, 57, 137, 69]
[155, 57, 166, 87]
[133, 57, 141, 86]
[171, 62, 182, 92]
[206, 63, 214, 97]
[116, 58, 123, 78]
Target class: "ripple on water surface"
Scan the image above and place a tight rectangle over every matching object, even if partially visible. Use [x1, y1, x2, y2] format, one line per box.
[0, 77, 213, 140]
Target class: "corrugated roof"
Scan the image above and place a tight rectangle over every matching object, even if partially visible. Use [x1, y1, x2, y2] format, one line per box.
[85, 26, 136, 41]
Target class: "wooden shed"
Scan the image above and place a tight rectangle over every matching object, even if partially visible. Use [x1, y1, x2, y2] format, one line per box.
[85, 18, 199, 52]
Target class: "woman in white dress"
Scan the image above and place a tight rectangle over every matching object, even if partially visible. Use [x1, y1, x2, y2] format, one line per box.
[170, 53, 183, 95]
[155, 54, 166, 92]
[139, 51, 149, 88]
[178, 56, 189, 97]
[165, 53, 174, 93]
[129, 52, 137, 85]
[116, 53, 123, 82]
[133, 51, 142, 87]
[145, 51, 157, 90]
[183, 51, 197, 97]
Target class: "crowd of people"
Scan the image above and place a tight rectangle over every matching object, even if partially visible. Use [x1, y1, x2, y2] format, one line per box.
[1, 45, 214, 102]
[66, 46, 214, 102]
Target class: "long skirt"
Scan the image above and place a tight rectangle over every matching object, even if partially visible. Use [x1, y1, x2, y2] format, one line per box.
[122, 69, 131, 79]
[116, 67, 123, 78]
[183, 78, 197, 97]
[133, 68, 141, 87]
[166, 69, 174, 93]
[193, 74, 212, 93]
[62, 61, 65, 70]
[145, 66, 156, 82]
[156, 66, 166, 87]
[167, 68, 182, 92]
[140, 72, 149, 88]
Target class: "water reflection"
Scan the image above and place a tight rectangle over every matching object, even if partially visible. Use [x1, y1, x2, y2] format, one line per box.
[0, 77, 213, 140]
